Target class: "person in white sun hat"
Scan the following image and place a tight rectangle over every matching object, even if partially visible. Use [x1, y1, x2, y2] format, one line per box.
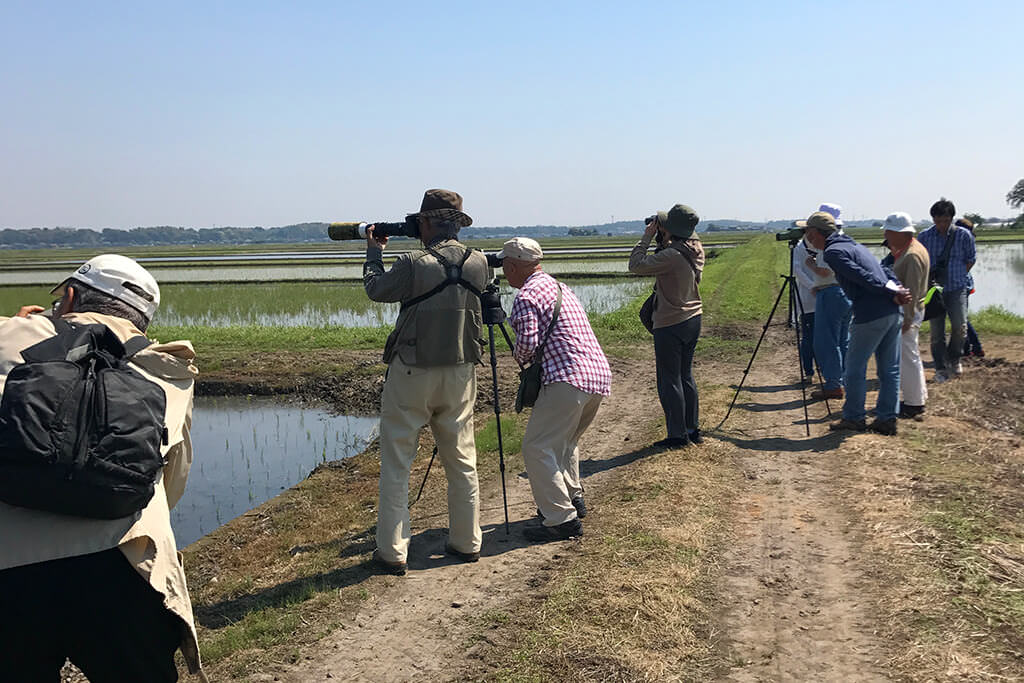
[880, 213, 930, 421]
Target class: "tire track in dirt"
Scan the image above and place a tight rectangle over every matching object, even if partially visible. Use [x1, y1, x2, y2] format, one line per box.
[270, 357, 655, 683]
[715, 341, 890, 681]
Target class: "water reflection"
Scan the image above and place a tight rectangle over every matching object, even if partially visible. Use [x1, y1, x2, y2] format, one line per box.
[172, 397, 378, 547]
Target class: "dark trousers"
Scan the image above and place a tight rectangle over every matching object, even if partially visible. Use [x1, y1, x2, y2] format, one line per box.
[0, 548, 181, 683]
[653, 315, 701, 439]
[964, 319, 983, 355]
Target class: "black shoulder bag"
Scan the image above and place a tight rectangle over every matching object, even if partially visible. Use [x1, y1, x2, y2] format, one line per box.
[515, 285, 562, 413]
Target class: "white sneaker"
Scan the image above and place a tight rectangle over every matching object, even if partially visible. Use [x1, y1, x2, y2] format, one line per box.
[933, 371, 949, 384]
[954, 361, 963, 376]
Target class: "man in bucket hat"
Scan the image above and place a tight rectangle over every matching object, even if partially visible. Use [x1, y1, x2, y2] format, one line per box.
[880, 212, 930, 421]
[363, 189, 490, 575]
[802, 212, 911, 435]
[0, 254, 205, 681]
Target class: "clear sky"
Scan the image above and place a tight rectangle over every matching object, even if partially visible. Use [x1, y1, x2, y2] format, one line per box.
[1, 0, 1021, 229]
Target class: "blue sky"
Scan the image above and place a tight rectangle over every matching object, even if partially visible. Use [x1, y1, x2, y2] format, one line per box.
[1, 0, 1021, 229]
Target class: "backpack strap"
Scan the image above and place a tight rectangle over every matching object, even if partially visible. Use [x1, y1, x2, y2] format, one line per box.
[400, 246, 483, 310]
[122, 336, 153, 357]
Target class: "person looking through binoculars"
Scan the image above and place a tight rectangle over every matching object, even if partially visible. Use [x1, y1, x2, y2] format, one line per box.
[362, 189, 490, 575]
[628, 204, 705, 449]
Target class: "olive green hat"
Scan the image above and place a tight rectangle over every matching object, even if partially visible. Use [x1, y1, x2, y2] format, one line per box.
[795, 211, 837, 234]
[407, 188, 473, 227]
[657, 204, 700, 238]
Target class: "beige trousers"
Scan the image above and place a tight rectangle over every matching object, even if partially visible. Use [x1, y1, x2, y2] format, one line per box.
[376, 358, 481, 563]
[522, 382, 604, 527]
[900, 310, 928, 407]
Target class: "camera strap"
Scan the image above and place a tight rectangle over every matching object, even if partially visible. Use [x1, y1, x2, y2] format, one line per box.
[400, 246, 483, 310]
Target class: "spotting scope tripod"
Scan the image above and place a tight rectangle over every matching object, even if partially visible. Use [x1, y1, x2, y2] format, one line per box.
[715, 239, 833, 436]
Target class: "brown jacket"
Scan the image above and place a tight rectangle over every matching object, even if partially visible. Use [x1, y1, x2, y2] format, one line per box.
[0, 311, 203, 677]
[892, 238, 930, 318]
[628, 235, 705, 328]
[364, 239, 490, 366]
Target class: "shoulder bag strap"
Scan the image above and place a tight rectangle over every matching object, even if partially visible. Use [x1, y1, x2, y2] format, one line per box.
[937, 228, 956, 269]
[532, 284, 563, 364]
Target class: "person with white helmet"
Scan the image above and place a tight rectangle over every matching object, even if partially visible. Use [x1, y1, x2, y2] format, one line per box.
[0, 254, 205, 682]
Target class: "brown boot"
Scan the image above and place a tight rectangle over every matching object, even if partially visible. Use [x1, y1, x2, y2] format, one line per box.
[812, 387, 844, 400]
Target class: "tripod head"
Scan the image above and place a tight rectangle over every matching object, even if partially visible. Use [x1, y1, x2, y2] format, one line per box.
[480, 278, 507, 325]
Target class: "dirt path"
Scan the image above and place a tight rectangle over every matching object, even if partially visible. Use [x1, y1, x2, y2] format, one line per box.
[714, 347, 889, 680]
[272, 357, 654, 682]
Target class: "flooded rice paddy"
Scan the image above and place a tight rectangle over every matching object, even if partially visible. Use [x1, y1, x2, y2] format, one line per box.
[171, 397, 377, 547]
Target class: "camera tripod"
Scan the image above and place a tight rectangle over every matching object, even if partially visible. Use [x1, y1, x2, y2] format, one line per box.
[411, 279, 514, 536]
[716, 241, 833, 436]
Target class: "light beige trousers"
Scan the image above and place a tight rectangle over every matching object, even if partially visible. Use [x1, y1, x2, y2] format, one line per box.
[900, 310, 928, 407]
[522, 382, 604, 527]
[376, 358, 481, 563]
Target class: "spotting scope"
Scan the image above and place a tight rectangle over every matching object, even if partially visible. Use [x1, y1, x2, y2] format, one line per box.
[327, 216, 420, 241]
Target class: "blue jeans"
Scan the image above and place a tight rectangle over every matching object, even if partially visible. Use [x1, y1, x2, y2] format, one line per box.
[799, 312, 815, 377]
[843, 312, 902, 422]
[930, 288, 968, 372]
[653, 315, 701, 439]
[813, 286, 851, 390]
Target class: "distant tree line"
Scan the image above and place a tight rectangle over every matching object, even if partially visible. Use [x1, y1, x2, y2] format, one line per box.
[0, 223, 331, 248]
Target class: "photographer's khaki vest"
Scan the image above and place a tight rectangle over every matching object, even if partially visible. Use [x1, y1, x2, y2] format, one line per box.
[383, 240, 489, 367]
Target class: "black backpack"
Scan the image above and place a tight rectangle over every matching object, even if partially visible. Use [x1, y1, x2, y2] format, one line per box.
[0, 320, 168, 519]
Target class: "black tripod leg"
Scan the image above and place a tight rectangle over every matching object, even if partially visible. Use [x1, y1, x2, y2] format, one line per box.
[488, 325, 511, 535]
[410, 446, 437, 508]
[715, 279, 790, 431]
[788, 277, 812, 437]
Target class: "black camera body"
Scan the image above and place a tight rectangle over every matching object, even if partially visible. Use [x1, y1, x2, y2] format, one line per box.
[480, 278, 506, 325]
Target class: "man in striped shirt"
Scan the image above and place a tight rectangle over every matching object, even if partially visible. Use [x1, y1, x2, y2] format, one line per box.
[501, 238, 611, 542]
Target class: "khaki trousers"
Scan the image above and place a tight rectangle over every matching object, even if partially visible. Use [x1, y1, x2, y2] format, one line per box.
[522, 382, 603, 527]
[900, 310, 928, 407]
[377, 358, 480, 563]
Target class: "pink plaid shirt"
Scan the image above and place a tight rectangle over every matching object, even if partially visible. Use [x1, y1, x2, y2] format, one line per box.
[509, 271, 611, 396]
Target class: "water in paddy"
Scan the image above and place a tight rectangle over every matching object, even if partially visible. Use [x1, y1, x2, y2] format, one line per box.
[171, 397, 378, 547]
[152, 278, 653, 328]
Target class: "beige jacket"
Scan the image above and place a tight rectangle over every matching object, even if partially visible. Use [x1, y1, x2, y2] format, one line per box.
[892, 238, 930, 318]
[0, 311, 203, 676]
[364, 239, 490, 367]
[628, 235, 705, 328]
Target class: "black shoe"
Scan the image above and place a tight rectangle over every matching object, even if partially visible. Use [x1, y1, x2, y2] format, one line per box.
[868, 418, 898, 436]
[652, 437, 690, 450]
[828, 418, 867, 432]
[898, 404, 925, 421]
[445, 543, 480, 563]
[688, 430, 704, 445]
[523, 518, 583, 542]
[571, 495, 587, 519]
[371, 549, 407, 576]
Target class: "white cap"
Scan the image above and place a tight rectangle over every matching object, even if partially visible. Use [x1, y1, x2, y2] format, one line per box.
[818, 203, 843, 226]
[497, 237, 543, 262]
[881, 212, 916, 233]
[51, 254, 161, 319]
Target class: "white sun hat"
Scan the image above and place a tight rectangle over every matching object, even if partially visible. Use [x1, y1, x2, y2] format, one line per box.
[881, 212, 916, 233]
[51, 254, 161, 319]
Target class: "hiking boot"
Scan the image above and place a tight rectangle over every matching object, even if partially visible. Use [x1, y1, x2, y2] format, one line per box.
[371, 550, 407, 576]
[688, 430, 704, 445]
[898, 404, 925, 421]
[828, 418, 866, 432]
[523, 518, 583, 543]
[811, 387, 844, 400]
[652, 437, 690, 450]
[868, 418, 898, 436]
[445, 543, 480, 563]
[571, 495, 587, 519]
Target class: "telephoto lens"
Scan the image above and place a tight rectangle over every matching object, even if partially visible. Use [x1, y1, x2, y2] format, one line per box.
[327, 222, 368, 240]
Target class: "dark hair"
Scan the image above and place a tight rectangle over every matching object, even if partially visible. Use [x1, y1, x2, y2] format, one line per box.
[71, 281, 152, 332]
[930, 197, 956, 218]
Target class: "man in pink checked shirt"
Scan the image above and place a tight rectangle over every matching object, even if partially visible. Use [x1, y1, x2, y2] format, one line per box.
[500, 237, 612, 542]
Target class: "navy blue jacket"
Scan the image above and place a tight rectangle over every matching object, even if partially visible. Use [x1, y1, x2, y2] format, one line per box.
[822, 232, 901, 324]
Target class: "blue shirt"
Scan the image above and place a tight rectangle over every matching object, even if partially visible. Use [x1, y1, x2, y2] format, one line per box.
[917, 225, 975, 292]
[823, 232, 901, 324]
